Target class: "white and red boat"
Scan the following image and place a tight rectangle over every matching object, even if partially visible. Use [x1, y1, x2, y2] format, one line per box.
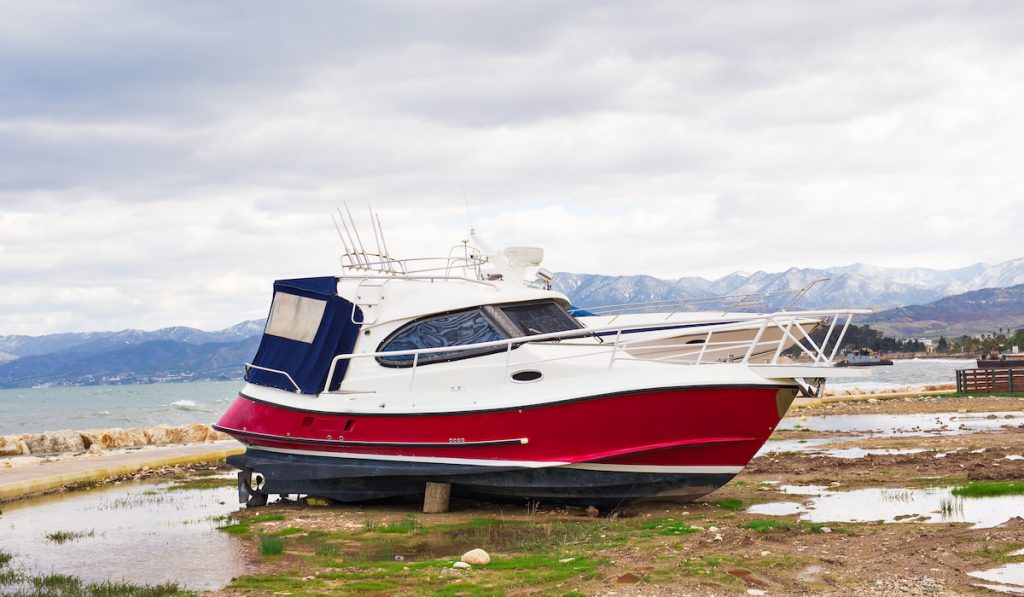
[215, 212, 868, 507]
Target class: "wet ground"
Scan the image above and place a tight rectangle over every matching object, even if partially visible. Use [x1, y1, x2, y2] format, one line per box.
[0, 393, 1022, 595]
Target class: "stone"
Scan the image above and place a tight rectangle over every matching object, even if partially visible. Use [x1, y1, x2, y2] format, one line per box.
[144, 425, 172, 445]
[708, 526, 720, 533]
[452, 561, 471, 569]
[747, 590, 766, 596]
[461, 548, 490, 565]
[559, 557, 576, 563]
[820, 527, 833, 534]
[584, 505, 599, 518]
[713, 533, 723, 541]
[23, 429, 85, 455]
[0, 434, 27, 456]
[616, 573, 640, 584]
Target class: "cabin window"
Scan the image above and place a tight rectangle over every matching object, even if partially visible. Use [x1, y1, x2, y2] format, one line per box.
[499, 301, 582, 336]
[377, 308, 506, 367]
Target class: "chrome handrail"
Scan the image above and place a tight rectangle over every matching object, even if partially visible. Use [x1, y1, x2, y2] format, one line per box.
[320, 309, 871, 394]
[244, 363, 301, 393]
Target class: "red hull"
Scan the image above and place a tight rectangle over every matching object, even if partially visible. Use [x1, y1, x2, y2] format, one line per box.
[216, 385, 795, 468]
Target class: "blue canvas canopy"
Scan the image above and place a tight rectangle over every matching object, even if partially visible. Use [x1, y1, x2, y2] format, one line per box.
[245, 277, 363, 395]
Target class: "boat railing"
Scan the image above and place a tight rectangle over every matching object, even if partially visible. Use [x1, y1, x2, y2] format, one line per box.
[321, 308, 870, 394]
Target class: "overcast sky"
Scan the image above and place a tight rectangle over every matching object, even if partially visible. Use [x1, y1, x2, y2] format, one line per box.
[2, 1, 1023, 335]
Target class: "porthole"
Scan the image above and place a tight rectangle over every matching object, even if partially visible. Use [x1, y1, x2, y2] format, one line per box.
[510, 369, 544, 383]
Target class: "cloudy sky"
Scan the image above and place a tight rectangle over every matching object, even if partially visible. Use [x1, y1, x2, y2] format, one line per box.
[2, 1, 1023, 335]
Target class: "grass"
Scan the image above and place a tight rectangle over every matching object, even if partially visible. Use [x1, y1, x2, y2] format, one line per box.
[218, 512, 285, 535]
[167, 477, 236, 491]
[363, 514, 419, 534]
[742, 519, 797, 532]
[639, 518, 700, 536]
[260, 535, 285, 556]
[951, 481, 1024, 498]
[45, 529, 95, 544]
[709, 498, 745, 511]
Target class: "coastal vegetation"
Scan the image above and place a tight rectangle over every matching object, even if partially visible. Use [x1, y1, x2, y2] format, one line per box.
[951, 481, 1024, 498]
[0, 549, 189, 596]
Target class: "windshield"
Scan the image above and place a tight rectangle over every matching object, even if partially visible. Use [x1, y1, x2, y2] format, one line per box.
[378, 308, 506, 366]
[500, 302, 581, 336]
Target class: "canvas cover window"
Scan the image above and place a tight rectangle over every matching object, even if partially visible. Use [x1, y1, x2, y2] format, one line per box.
[265, 292, 327, 344]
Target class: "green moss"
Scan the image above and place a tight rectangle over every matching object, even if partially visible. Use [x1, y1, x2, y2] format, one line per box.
[951, 481, 1024, 497]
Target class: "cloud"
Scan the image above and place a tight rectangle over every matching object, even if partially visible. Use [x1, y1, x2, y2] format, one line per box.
[1, 1, 1023, 334]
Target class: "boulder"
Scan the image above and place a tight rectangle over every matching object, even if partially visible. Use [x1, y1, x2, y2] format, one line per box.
[144, 425, 173, 445]
[0, 434, 27, 456]
[23, 429, 86, 455]
[461, 548, 490, 565]
[180, 423, 210, 443]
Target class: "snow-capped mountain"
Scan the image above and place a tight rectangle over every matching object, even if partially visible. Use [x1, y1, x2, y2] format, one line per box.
[554, 257, 1024, 311]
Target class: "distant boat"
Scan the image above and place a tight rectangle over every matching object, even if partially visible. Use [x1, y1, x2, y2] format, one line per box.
[837, 349, 893, 367]
[976, 352, 1024, 369]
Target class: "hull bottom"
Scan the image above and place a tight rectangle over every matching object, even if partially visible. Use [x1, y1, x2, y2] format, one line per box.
[229, 449, 736, 508]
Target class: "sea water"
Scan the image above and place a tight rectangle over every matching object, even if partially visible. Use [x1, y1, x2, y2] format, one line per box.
[827, 358, 974, 392]
[0, 380, 242, 435]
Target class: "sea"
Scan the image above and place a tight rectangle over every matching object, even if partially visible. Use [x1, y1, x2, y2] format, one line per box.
[0, 380, 241, 436]
[0, 359, 977, 436]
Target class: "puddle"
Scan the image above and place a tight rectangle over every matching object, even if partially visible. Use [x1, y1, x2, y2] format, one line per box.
[761, 411, 1022, 457]
[969, 563, 1024, 594]
[0, 478, 249, 590]
[756, 438, 836, 455]
[819, 447, 928, 459]
[747, 486, 1024, 529]
[778, 411, 1020, 436]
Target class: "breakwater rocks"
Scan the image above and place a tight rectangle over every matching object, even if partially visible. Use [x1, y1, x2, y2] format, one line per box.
[0, 424, 230, 457]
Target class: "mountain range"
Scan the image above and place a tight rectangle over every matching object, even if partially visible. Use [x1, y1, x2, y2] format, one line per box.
[554, 257, 1024, 312]
[3, 257, 1024, 388]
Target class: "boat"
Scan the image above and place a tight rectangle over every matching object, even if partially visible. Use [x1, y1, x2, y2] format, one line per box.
[976, 351, 1024, 369]
[215, 210, 870, 507]
[836, 349, 894, 367]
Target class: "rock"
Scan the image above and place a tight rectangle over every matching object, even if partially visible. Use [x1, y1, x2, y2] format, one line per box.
[747, 590, 766, 596]
[452, 561, 471, 569]
[616, 573, 640, 583]
[713, 533, 723, 541]
[144, 425, 172, 445]
[461, 548, 490, 565]
[820, 527, 833, 534]
[559, 557, 576, 563]
[708, 526, 720, 533]
[23, 429, 85, 454]
[181, 423, 211, 443]
[584, 505, 599, 518]
[0, 435, 28, 456]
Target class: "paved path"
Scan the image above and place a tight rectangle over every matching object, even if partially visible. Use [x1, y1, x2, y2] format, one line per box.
[0, 440, 243, 502]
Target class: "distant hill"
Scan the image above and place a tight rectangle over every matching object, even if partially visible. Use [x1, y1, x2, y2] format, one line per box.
[865, 284, 1024, 338]
[0, 320, 266, 388]
[553, 256, 1024, 311]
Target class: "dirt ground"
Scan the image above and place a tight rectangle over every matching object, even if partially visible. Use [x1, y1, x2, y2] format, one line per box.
[209, 394, 1024, 596]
